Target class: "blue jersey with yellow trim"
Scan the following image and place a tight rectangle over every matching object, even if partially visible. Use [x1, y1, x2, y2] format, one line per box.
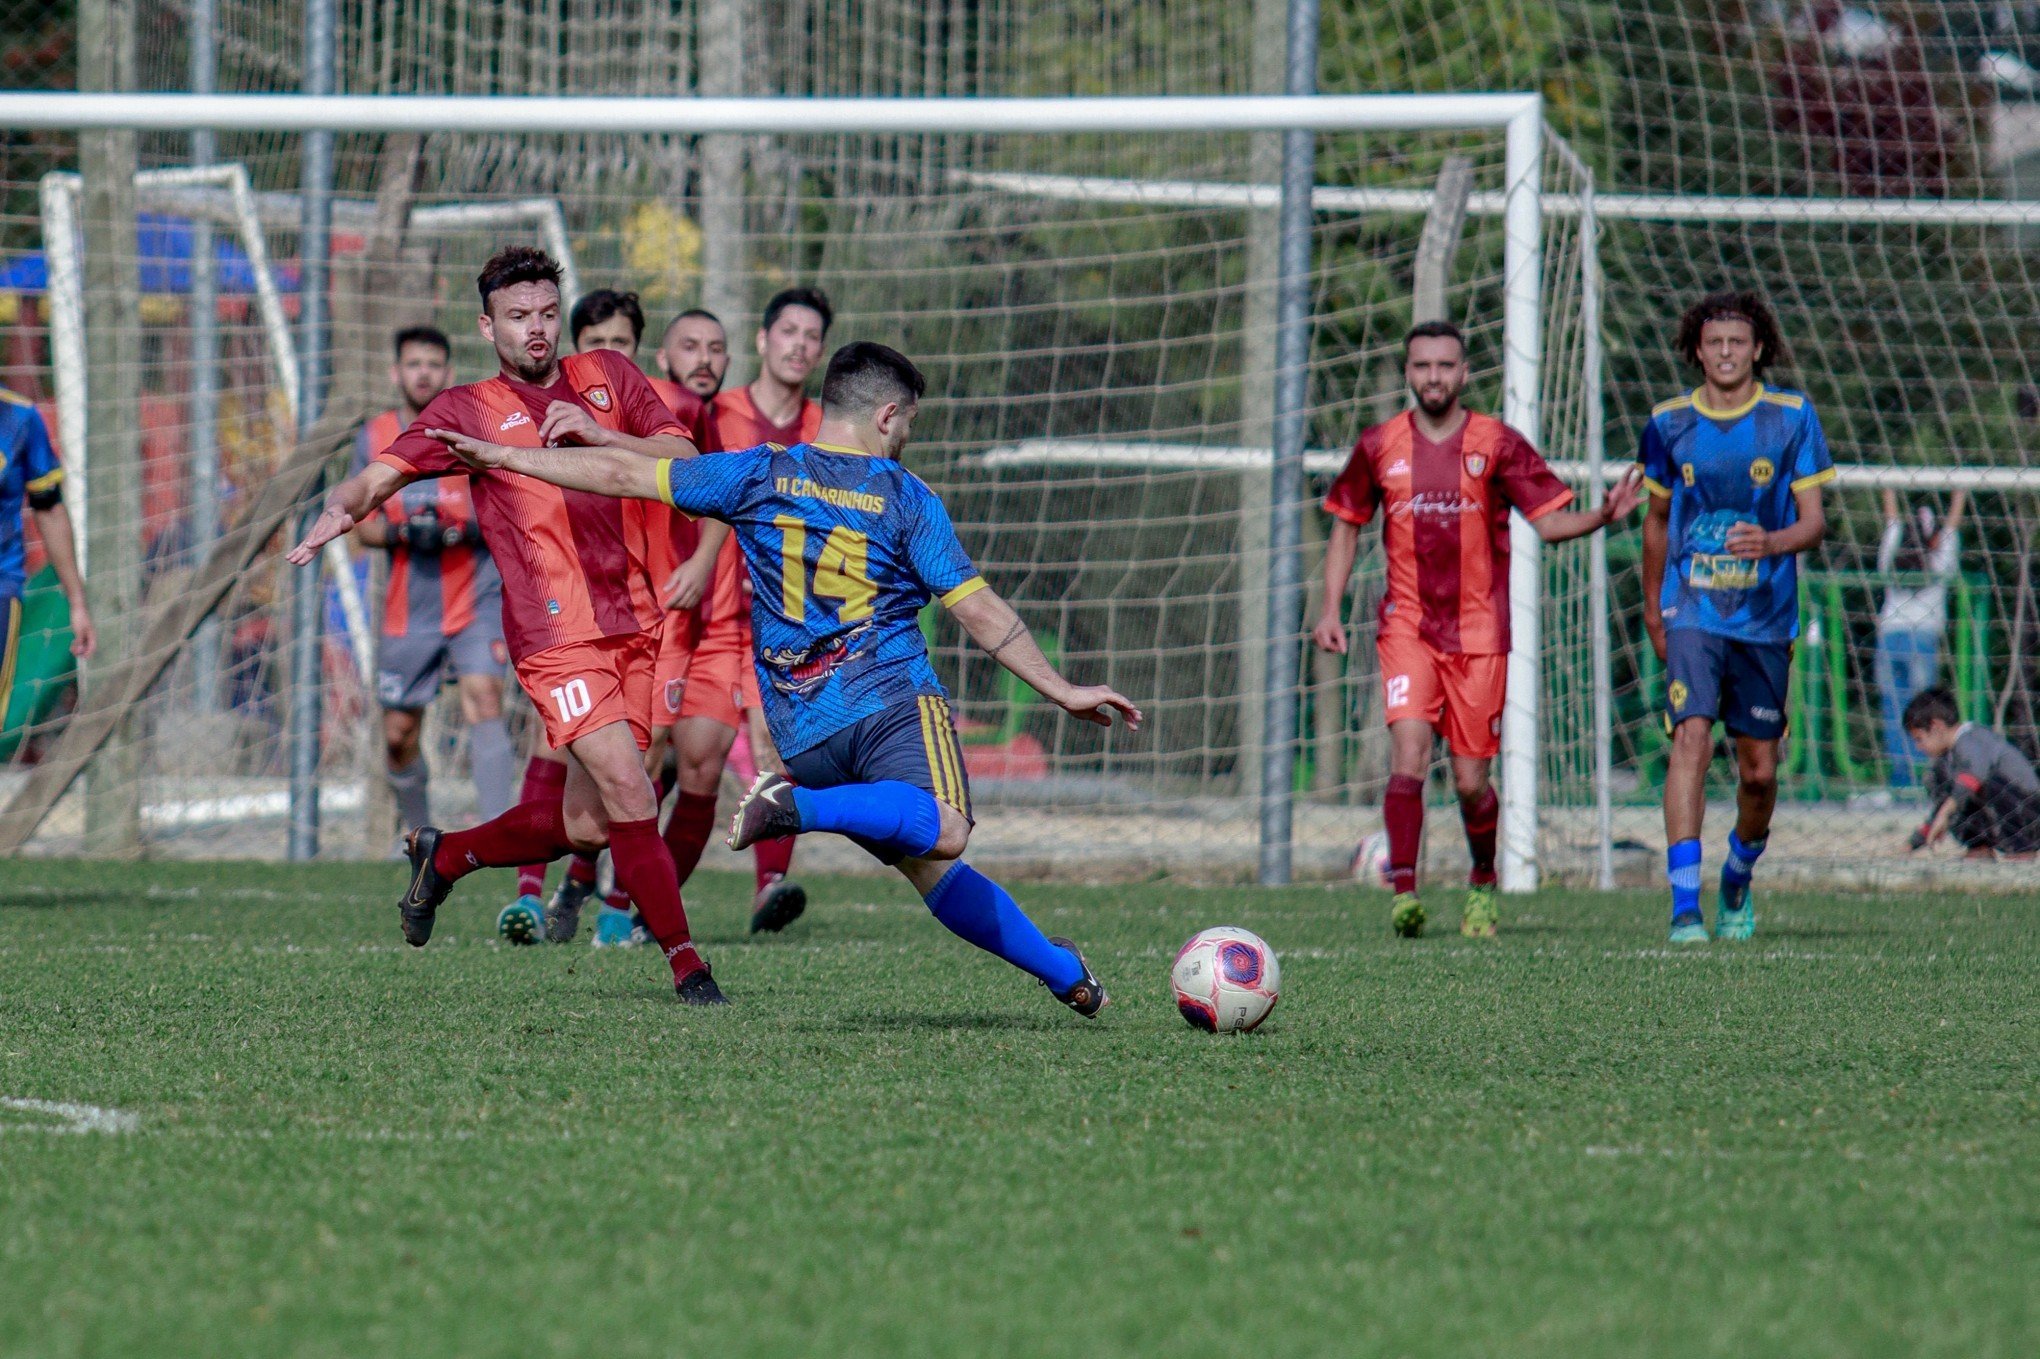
[659, 441, 984, 757]
[1638, 384, 1835, 644]
[0, 392, 64, 599]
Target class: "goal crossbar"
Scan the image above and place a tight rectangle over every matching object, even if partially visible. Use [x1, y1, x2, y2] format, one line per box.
[0, 92, 1541, 136]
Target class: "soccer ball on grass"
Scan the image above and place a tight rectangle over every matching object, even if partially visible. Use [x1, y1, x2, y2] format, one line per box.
[1171, 926, 1280, 1033]
[1351, 829, 1392, 888]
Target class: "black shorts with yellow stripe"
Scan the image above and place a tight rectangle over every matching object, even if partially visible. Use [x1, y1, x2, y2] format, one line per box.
[0, 594, 21, 732]
[783, 693, 973, 865]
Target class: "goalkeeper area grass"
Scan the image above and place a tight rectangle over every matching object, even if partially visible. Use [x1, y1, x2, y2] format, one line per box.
[2, 861, 2034, 1358]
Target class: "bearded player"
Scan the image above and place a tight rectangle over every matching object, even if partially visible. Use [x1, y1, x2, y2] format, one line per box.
[1642, 291, 1831, 944]
[1313, 320, 1640, 939]
[286, 247, 727, 1005]
[440, 341, 1133, 1017]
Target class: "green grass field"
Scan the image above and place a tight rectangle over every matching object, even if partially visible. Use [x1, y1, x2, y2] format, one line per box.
[2, 860, 2036, 1357]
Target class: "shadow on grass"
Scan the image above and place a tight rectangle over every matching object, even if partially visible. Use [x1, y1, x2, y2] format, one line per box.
[0, 891, 132, 911]
[804, 1012, 1066, 1034]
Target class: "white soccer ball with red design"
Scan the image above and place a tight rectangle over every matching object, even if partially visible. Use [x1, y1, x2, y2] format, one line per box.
[1171, 926, 1281, 1033]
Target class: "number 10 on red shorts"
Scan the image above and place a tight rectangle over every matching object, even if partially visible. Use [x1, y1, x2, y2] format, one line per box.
[516, 632, 658, 751]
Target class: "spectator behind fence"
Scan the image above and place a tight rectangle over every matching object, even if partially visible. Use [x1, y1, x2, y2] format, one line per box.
[1903, 688, 2040, 860]
[1876, 487, 1964, 788]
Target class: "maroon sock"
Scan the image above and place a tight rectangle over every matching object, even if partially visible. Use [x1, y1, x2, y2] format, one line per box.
[662, 791, 719, 889]
[602, 887, 632, 911]
[1462, 785, 1499, 887]
[434, 797, 575, 882]
[608, 816, 704, 981]
[754, 833, 795, 894]
[513, 757, 568, 896]
[567, 853, 599, 886]
[1383, 773, 1425, 896]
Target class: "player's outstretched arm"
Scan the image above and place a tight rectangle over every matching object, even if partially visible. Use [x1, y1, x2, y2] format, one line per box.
[430, 431, 669, 502]
[1530, 466, 1644, 544]
[287, 460, 411, 566]
[948, 587, 1141, 730]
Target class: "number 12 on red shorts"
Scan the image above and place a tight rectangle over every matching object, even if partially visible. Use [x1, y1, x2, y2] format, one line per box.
[1376, 631, 1507, 761]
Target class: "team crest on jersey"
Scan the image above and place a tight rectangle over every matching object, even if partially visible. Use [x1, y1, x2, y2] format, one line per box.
[1668, 680, 1689, 712]
[1464, 452, 1488, 476]
[585, 387, 612, 412]
[1749, 457, 1775, 486]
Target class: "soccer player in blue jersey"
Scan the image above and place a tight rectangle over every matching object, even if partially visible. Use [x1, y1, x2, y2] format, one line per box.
[1639, 292, 1833, 943]
[433, 341, 1139, 1016]
[0, 390, 95, 731]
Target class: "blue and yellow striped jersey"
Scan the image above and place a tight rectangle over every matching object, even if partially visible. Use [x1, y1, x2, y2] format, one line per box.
[659, 441, 984, 758]
[0, 391, 64, 599]
[1637, 384, 1836, 644]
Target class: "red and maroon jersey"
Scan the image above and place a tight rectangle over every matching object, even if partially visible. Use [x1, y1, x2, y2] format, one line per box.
[702, 385, 822, 624]
[643, 377, 721, 588]
[355, 408, 501, 638]
[1322, 409, 1571, 655]
[374, 348, 686, 663]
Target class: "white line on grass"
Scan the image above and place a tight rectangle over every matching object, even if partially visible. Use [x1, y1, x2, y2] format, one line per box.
[0, 1097, 139, 1134]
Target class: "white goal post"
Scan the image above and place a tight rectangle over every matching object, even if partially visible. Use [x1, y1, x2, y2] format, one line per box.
[3, 90, 1556, 887]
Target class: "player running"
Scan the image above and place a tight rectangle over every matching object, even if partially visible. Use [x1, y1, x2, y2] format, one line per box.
[0, 388, 94, 730]
[352, 325, 516, 846]
[438, 341, 1137, 1017]
[1641, 291, 1832, 944]
[1313, 320, 1640, 939]
[286, 246, 727, 1005]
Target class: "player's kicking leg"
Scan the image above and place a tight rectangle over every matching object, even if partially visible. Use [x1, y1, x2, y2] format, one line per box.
[728, 697, 1101, 1015]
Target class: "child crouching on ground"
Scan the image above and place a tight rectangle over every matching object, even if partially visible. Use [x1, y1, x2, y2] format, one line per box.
[1904, 688, 2040, 860]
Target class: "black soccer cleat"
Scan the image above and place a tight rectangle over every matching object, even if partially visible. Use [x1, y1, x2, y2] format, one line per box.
[727, 771, 802, 852]
[749, 878, 808, 934]
[544, 872, 597, 944]
[398, 827, 456, 948]
[1044, 936, 1109, 1018]
[674, 966, 731, 1006]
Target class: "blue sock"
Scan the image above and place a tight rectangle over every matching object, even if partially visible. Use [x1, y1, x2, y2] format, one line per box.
[1723, 829, 1766, 889]
[1667, 838, 1703, 924]
[792, 782, 941, 858]
[922, 862, 1084, 993]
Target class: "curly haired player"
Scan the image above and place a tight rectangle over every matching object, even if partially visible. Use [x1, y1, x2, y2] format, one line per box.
[1640, 290, 1833, 943]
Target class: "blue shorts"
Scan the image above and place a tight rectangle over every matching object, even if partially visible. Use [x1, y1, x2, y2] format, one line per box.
[784, 694, 973, 864]
[1664, 629, 1791, 741]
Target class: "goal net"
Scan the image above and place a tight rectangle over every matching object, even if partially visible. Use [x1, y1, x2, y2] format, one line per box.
[0, 88, 1598, 882]
[2, 0, 2037, 896]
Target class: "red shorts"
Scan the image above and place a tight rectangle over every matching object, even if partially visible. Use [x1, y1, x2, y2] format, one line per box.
[677, 616, 761, 730]
[653, 608, 701, 727]
[1377, 632, 1507, 760]
[516, 632, 657, 751]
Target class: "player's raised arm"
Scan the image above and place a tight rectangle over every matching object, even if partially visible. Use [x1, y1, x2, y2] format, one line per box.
[288, 459, 413, 566]
[431, 432, 671, 502]
[946, 586, 1141, 730]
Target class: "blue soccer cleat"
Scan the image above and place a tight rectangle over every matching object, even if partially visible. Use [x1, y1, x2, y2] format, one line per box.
[591, 904, 636, 948]
[1717, 878, 1756, 941]
[1668, 913, 1710, 945]
[496, 893, 544, 946]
